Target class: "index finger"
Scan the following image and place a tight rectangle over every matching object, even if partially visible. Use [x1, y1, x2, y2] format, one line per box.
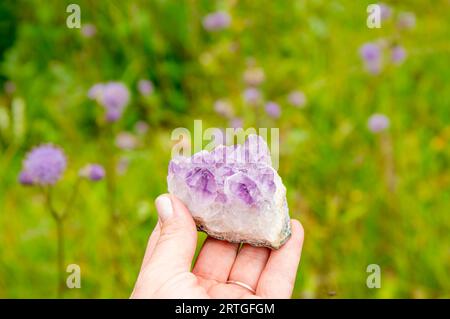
[256, 219, 304, 298]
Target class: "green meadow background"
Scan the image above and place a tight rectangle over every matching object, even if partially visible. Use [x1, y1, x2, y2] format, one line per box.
[0, 0, 449, 298]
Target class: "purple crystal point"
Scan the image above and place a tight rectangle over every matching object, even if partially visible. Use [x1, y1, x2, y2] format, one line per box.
[225, 172, 261, 206]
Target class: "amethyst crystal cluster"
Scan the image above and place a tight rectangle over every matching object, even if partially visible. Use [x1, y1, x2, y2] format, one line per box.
[167, 135, 291, 249]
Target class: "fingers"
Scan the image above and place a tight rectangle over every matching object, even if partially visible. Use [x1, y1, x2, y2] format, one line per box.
[139, 221, 161, 271]
[228, 245, 270, 292]
[256, 220, 304, 298]
[149, 195, 198, 273]
[132, 194, 198, 298]
[131, 221, 161, 298]
[192, 237, 239, 283]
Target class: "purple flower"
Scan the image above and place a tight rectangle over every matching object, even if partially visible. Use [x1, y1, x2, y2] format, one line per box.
[368, 114, 390, 133]
[202, 11, 231, 31]
[243, 67, 265, 86]
[185, 167, 217, 198]
[81, 23, 96, 38]
[115, 132, 138, 150]
[230, 117, 243, 129]
[18, 171, 34, 185]
[265, 102, 281, 118]
[214, 100, 234, 118]
[397, 12, 416, 30]
[137, 79, 154, 96]
[225, 172, 260, 206]
[243, 88, 261, 105]
[359, 43, 382, 74]
[391, 45, 407, 64]
[134, 121, 149, 135]
[101, 82, 130, 120]
[79, 164, 105, 181]
[379, 3, 392, 20]
[89, 82, 130, 122]
[20, 144, 67, 185]
[288, 91, 307, 108]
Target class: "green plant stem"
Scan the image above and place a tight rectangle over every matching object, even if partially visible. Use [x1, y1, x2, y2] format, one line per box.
[44, 187, 65, 298]
[55, 217, 65, 298]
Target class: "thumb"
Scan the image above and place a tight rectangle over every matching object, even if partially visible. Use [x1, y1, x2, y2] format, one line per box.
[149, 194, 198, 274]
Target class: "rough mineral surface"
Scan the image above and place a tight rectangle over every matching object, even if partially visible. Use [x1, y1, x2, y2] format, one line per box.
[167, 134, 291, 249]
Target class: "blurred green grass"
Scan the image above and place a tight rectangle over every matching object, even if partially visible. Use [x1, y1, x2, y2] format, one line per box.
[0, 0, 449, 298]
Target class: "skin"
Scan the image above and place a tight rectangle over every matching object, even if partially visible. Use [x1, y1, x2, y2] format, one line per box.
[131, 194, 304, 299]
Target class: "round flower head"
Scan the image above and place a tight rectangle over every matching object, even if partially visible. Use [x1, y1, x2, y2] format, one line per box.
[214, 100, 234, 118]
[203, 11, 231, 31]
[101, 82, 130, 121]
[397, 12, 416, 30]
[115, 132, 138, 150]
[379, 3, 392, 20]
[243, 88, 261, 105]
[137, 79, 154, 96]
[391, 45, 407, 64]
[230, 117, 243, 129]
[243, 67, 265, 86]
[288, 90, 307, 108]
[134, 121, 149, 135]
[79, 164, 105, 181]
[89, 82, 130, 122]
[22, 144, 67, 185]
[265, 102, 281, 118]
[368, 114, 390, 133]
[81, 23, 96, 38]
[359, 42, 382, 74]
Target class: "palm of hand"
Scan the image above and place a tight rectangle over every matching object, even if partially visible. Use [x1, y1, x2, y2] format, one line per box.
[132, 195, 304, 299]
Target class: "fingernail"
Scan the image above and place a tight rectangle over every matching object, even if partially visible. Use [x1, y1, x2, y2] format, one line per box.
[155, 195, 173, 223]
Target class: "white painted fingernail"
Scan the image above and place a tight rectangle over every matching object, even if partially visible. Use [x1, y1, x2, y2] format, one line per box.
[155, 195, 173, 223]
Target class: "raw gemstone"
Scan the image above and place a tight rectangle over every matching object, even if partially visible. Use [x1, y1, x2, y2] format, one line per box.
[167, 134, 291, 249]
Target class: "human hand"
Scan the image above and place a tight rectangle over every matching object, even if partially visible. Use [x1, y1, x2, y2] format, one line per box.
[131, 194, 304, 299]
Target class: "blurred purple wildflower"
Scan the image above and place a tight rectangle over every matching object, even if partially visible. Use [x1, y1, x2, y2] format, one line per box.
[116, 132, 138, 150]
[137, 79, 154, 96]
[265, 102, 281, 118]
[397, 12, 416, 29]
[379, 3, 392, 20]
[230, 118, 243, 129]
[79, 164, 105, 181]
[203, 11, 231, 31]
[359, 42, 382, 75]
[18, 171, 34, 186]
[88, 82, 130, 122]
[81, 23, 97, 38]
[243, 87, 261, 105]
[391, 45, 407, 64]
[20, 144, 67, 185]
[368, 114, 390, 133]
[214, 100, 234, 118]
[288, 91, 307, 108]
[134, 121, 149, 135]
[243, 67, 265, 86]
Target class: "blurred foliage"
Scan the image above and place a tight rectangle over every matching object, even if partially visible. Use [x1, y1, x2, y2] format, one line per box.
[0, 0, 449, 298]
